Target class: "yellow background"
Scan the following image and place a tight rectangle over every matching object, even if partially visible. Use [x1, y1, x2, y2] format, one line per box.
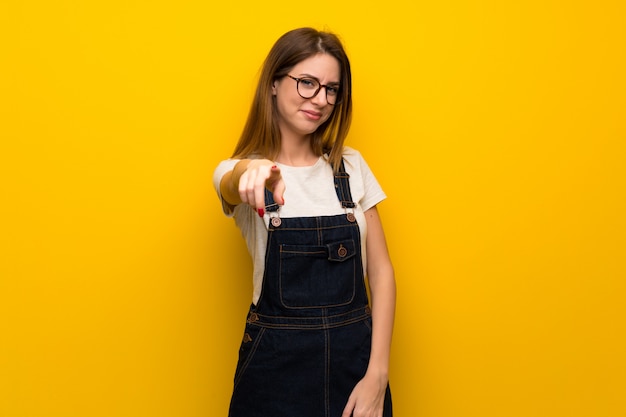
[1, 1, 625, 416]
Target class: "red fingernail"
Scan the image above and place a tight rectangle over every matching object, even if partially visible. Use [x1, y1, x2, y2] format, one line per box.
[257, 208, 265, 217]
[271, 165, 278, 169]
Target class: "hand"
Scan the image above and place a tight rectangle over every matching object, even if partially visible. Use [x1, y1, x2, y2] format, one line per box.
[341, 371, 388, 417]
[238, 159, 285, 212]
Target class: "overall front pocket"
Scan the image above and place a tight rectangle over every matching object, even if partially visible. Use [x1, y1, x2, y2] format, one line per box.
[279, 239, 357, 308]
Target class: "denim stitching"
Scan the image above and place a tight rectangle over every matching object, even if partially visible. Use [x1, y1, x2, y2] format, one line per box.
[233, 327, 266, 389]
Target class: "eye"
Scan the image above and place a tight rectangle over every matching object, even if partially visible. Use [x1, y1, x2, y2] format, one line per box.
[326, 85, 340, 96]
[299, 78, 318, 88]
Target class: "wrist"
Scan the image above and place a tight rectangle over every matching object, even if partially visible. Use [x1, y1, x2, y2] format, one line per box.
[220, 159, 251, 206]
[232, 159, 251, 181]
[365, 365, 389, 381]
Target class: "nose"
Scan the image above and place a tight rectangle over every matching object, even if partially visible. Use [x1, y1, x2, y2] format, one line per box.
[310, 88, 329, 106]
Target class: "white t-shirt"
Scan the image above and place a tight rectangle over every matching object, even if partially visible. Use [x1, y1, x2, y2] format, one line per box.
[213, 147, 386, 305]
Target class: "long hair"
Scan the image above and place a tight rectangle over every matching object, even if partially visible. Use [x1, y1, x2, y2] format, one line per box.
[231, 27, 352, 171]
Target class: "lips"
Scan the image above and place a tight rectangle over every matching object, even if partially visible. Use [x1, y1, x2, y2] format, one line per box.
[301, 110, 322, 121]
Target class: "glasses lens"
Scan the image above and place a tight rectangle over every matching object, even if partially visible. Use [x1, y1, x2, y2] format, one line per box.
[326, 85, 340, 105]
[297, 78, 319, 99]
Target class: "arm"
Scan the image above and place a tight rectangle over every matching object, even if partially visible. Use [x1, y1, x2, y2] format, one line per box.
[219, 159, 252, 207]
[343, 205, 396, 417]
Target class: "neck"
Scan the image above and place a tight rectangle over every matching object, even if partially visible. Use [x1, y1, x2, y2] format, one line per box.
[276, 135, 319, 167]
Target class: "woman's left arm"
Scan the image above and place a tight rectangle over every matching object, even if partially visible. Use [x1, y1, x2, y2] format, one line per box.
[342, 205, 396, 417]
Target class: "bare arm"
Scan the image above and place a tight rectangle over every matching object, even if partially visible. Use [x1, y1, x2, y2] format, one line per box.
[364, 205, 396, 378]
[343, 205, 396, 417]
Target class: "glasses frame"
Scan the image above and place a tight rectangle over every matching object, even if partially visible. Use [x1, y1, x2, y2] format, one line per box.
[286, 75, 341, 105]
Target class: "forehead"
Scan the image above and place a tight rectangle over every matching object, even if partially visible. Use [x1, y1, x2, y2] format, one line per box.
[290, 53, 340, 81]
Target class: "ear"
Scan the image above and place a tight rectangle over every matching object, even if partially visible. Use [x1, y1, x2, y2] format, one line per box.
[271, 82, 277, 95]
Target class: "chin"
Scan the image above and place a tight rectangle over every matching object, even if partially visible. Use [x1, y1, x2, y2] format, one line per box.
[297, 124, 322, 135]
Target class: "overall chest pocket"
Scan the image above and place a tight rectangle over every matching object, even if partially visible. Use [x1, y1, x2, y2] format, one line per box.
[279, 239, 357, 309]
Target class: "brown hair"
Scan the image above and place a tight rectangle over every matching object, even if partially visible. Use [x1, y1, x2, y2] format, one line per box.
[231, 27, 352, 171]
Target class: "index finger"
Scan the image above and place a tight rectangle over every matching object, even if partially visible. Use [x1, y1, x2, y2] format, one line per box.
[268, 165, 285, 205]
[253, 165, 271, 211]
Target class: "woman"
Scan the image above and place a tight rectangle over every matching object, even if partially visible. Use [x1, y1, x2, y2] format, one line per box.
[213, 27, 395, 417]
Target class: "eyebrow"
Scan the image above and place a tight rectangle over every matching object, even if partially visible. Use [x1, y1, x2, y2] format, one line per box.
[298, 73, 341, 85]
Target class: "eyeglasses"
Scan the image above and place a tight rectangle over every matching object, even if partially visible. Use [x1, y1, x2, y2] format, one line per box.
[286, 75, 341, 105]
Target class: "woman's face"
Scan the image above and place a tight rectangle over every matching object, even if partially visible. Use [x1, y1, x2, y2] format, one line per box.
[272, 53, 341, 141]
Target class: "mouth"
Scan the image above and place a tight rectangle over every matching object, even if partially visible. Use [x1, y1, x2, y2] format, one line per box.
[301, 110, 322, 121]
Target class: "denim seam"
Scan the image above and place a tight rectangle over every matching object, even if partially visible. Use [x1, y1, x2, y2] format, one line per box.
[233, 327, 266, 389]
[247, 315, 370, 330]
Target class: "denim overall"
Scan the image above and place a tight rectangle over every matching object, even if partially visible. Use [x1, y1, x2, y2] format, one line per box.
[228, 160, 392, 417]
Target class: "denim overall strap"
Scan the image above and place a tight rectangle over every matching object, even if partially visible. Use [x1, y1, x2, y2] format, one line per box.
[332, 159, 357, 209]
[263, 188, 281, 213]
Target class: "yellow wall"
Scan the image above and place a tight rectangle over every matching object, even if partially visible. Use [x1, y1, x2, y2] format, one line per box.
[1, 1, 625, 416]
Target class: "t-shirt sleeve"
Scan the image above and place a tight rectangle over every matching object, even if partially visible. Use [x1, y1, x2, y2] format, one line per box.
[345, 148, 387, 212]
[212, 158, 240, 216]
[358, 156, 387, 212]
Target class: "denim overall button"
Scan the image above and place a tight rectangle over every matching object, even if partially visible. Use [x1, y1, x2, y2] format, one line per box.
[346, 213, 356, 222]
[243, 333, 252, 343]
[271, 217, 282, 227]
[247, 312, 259, 323]
[327, 240, 355, 262]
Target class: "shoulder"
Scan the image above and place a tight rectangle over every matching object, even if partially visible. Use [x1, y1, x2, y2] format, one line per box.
[342, 146, 376, 175]
[342, 146, 362, 160]
[341, 146, 366, 169]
